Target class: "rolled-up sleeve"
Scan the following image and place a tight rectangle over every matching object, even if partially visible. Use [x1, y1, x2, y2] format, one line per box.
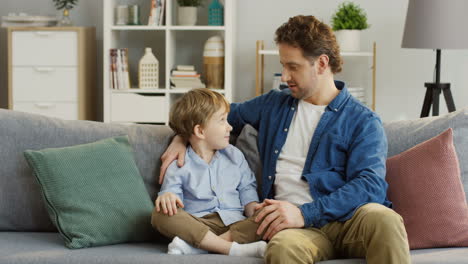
[237, 156, 260, 206]
[158, 161, 184, 201]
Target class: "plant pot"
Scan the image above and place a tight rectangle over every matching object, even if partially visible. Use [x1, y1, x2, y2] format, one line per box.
[178, 6, 197, 26]
[335, 30, 361, 52]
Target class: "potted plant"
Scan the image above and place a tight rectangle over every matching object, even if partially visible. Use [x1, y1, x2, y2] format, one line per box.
[177, 0, 203, 26]
[52, 0, 78, 26]
[331, 1, 369, 51]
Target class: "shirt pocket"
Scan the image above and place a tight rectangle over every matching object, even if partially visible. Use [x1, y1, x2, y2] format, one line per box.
[318, 132, 349, 170]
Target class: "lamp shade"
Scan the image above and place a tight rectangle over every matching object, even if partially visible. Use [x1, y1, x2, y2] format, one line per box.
[402, 0, 468, 49]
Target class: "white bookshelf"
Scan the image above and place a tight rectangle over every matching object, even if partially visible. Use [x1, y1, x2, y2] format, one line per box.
[103, 0, 235, 124]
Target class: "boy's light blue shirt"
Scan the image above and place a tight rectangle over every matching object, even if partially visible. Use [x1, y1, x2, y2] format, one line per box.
[159, 144, 259, 226]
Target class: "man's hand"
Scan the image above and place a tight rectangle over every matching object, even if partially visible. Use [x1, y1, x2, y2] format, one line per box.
[255, 199, 305, 240]
[159, 135, 187, 184]
[244, 201, 260, 217]
[155, 192, 184, 216]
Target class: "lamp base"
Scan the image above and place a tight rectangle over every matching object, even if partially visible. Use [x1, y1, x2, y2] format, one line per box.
[420, 82, 456, 117]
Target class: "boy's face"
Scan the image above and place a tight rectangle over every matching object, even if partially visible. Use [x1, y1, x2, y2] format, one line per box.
[202, 106, 232, 150]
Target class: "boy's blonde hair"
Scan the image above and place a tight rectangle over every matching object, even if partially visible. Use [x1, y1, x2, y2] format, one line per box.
[169, 88, 230, 141]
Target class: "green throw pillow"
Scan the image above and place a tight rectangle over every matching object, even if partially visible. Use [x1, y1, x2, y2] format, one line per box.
[24, 136, 155, 249]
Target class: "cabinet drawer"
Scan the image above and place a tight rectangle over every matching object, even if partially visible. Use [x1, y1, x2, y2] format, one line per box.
[13, 102, 78, 120]
[12, 31, 78, 66]
[12, 67, 78, 102]
[111, 93, 167, 123]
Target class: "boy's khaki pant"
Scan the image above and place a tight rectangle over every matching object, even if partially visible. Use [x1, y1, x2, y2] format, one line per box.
[265, 203, 411, 264]
[151, 208, 262, 248]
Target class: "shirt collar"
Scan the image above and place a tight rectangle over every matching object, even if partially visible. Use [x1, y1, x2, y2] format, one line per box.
[187, 145, 220, 166]
[290, 80, 350, 112]
[326, 80, 350, 113]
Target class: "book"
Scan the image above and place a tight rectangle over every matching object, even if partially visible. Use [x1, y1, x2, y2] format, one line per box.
[158, 0, 166, 25]
[176, 65, 195, 71]
[171, 70, 197, 75]
[170, 79, 206, 88]
[171, 74, 201, 78]
[148, 0, 157, 25]
[109, 48, 131, 90]
[120, 48, 131, 89]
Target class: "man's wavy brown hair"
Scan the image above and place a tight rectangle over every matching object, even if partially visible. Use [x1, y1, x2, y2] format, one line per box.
[275, 15, 343, 74]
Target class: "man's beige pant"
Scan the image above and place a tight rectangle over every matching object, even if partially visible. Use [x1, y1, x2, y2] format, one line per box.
[152, 209, 262, 248]
[265, 203, 411, 264]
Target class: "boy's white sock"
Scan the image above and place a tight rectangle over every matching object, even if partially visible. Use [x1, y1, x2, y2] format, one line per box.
[229, 241, 267, 258]
[167, 236, 208, 255]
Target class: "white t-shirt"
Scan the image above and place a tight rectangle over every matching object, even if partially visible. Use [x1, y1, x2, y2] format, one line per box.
[274, 100, 326, 206]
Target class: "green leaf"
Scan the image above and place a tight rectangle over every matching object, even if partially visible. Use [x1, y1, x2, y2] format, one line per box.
[52, 0, 78, 10]
[331, 1, 369, 30]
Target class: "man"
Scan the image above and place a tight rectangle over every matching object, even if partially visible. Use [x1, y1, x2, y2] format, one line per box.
[159, 15, 410, 263]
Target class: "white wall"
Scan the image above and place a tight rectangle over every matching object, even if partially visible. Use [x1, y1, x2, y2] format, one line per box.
[1, 0, 467, 121]
[235, 0, 468, 121]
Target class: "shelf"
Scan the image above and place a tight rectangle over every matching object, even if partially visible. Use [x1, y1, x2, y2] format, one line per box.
[110, 26, 225, 31]
[169, 26, 225, 31]
[103, 0, 235, 124]
[111, 26, 167, 31]
[111, 88, 166, 94]
[169, 88, 225, 94]
[258, 49, 373, 57]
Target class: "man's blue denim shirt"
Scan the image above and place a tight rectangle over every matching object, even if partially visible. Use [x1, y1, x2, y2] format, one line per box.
[228, 81, 391, 228]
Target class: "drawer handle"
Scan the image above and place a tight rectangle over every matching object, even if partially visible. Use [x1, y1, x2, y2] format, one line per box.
[34, 32, 54, 37]
[34, 67, 55, 73]
[34, 103, 55, 109]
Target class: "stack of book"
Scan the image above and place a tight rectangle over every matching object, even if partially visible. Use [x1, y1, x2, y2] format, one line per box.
[148, 0, 166, 26]
[170, 65, 206, 89]
[109, 48, 131, 90]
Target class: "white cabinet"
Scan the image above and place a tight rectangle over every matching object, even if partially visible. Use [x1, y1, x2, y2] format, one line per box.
[0, 27, 96, 120]
[103, 0, 235, 124]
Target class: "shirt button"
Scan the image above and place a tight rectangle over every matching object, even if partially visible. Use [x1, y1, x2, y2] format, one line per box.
[291, 107, 295, 111]
[284, 128, 288, 132]
[211, 186, 215, 191]
[274, 149, 279, 154]
[334, 108, 338, 112]
[268, 175, 272, 180]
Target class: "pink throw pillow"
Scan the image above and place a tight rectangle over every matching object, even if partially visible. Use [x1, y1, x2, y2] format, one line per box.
[386, 128, 468, 249]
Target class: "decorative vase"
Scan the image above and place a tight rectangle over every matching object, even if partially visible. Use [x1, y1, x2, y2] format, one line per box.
[203, 36, 224, 89]
[138, 48, 159, 89]
[58, 8, 73, 26]
[177, 6, 197, 26]
[334, 30, 361, 52]
[208, 0, 224, 26]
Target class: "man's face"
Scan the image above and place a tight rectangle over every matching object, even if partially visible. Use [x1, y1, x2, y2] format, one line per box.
[279, 43, 319, 100]
[202, 106, 232, 150]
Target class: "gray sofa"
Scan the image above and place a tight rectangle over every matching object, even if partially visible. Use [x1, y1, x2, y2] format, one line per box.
[1, 108, 468, 264]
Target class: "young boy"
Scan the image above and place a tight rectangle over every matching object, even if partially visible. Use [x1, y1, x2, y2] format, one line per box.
[151, 88, 266, 258]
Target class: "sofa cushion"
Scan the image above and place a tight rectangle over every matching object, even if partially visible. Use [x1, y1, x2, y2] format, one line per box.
[386, 128, 468, 249]
[24, 136, 157, 249]
[384, 108, 468, 203]
[0, 109, 174, 232]
[2, 232, 468, 264]
[0, 232, 263, 264]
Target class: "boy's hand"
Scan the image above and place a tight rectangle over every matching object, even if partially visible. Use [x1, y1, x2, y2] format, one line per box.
[159, 135, 187, 184]
[244, 201, 260, 217]
[155, 192, 184, 216]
